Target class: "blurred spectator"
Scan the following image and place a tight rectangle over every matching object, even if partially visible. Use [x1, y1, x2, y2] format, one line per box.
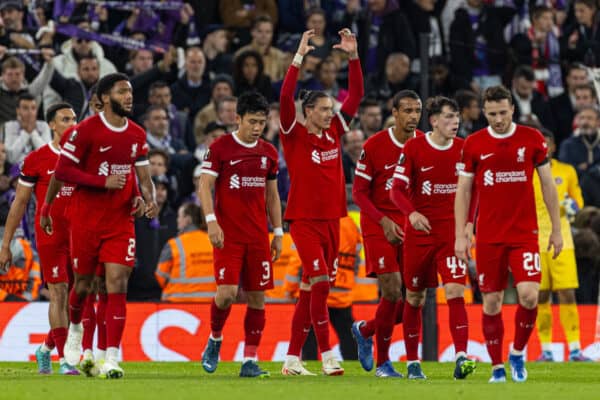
[127, 49, 155, 77]
[581, 164, 600, 207]
[559, 106, 600, 176]
[235, 15, 287, 82]
[561, 0, 600, 65]
[214, 95, 238, 132]
[145, 106, 187, 155]
[233, 50, 274, 101]
[0, 234, 41, 302]
[194, 121, 227, 164]
[573, 84, 598, 111]
[455, 89, 483, 138]
[511, 65, 555, 132]
[201, 25, 233, 79]
[129, 176, 177, 301]
[551, 63, 590, 145]
[43, 19, 117, 114]
[430, 58, 459, 97]
[48, 55, 100, 120]
[401, 0, 446, 72]
[357, 98, 383, 138]
[156, 203, 215, 303]
[572, 207, 600, 303]
[305, 8, 335, 61]
[219, 0, 278, 48]
[263, 102, 280, 144]
[0, 56, 53, 124]
[194, 75, 235, 144]
[305, 56, 347, 104]
[511, 5, 563, 98]
[181, 165, 203, 206]
[367, 53, 418, 115]
[170, 47, 211, 118]
[0, 143, 11, 178]
[342, 129, 366, 184]
[1, 93, 51, 165]
[450, 0, 515, 92]
[148, 149, 170, 178]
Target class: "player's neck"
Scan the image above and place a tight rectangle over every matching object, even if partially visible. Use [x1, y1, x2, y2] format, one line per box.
[102, 110, 127, 128]
[305, 120, 323, 137]
[393, 126, 413, 144]
[430, 130, 452, 147]
[51, 138, 61, 150]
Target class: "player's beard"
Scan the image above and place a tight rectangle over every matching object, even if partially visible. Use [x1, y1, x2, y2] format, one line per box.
[110, 98, 132, 117]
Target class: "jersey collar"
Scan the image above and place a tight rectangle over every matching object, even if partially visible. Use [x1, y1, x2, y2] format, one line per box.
[425, 131, 453, 150]
[232, 131, 258, 148]
[100, 111, 128, 133]
[48, 142, 61, 155]
[487, 122, 516, 139]
[388, 127, 414, 148]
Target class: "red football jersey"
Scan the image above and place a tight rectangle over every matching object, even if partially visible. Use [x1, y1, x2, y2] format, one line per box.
[460, 123, 548, 244]
[59, 113, 148, 225]
[354, 127, 423, 236]
[394, 133, 464, 244]
[19, 143, 75, 245]
[201, 132, 278, 244]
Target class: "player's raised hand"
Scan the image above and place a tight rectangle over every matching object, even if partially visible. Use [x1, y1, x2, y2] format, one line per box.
[271, 235, 282, 262]
[207, 221, 224, 249]
[296, 29, 316, 56]
[409, 211, 431, 234]
[105, 174, 126, 190]
[0, 246, 12, 273]
[333, 28, 358, 58]
[40, 215, 53, 235]
[131, 196, 145, 217]
[548, 230, 563, 259]
[380, 216, 404, 244]
[455, 235, 470, 264]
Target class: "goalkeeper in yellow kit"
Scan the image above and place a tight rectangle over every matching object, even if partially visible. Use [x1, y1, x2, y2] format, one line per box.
[533, 129, 590, 362]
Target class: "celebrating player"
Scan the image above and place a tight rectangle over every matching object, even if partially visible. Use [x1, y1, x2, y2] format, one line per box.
[390, 96, 475, 380]
[279, 28, 363, 376]
[47, 73, 158, 379]
[0, 103, 78, 375]
[199, 91, 282, 378]
[455, 86, 562, 383]
[351, 90, 423, 377]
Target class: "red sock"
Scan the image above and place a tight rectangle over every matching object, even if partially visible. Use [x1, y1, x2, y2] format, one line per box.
[448, 297, 468, 354]
[81, 294, 96, 352]
[96, 294, 107, 351]
[482, 313, 504, 365]
[310, 281, 331, 353]
[68, 288, 85, 324]
[403, 302, 422, 361]
[51, 327, 68, 358]
[243, 307, 265, 359]
[44, 329, 55, 348]
[375, 297, 396, 366]
[106, 293, 127, 348]
[210, 299, 231, 338]
[360, 319, 376, 338]
[513, 305, 538, 351]
[287, 290, 311, 357]
[395, 299, 404, 324]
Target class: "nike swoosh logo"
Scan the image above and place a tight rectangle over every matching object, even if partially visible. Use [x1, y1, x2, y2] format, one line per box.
[99, 146, 112, 152]
[527, 271, 540, 276]
[259, 281, 269, 286]
[384, 164, 396, 170]
[230, 160, 242, 165]
[420, 166, 434, 172]
[480, 153, 494, 160]
[317, 320, 328, 326]
[47, 170, 55, 174]
[456, 325, 468, 329]
[113, 316, 126, 320]
[125, 256, 135, 262]
[408, 334, 419, 338]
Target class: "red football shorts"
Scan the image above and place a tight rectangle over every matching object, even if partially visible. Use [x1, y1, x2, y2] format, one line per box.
[475, 242, 541, 293]
[289, 219, 340, 284]
[363, 234, 402, 277]
[70, 220, 136, 275]
[403, 239, 467, 291]
[37, 219, 71, 285]
[213, 240, 273, 291]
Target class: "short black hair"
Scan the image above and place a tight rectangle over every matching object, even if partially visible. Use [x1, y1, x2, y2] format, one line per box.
[513, 65, 535, 82]
[96, 72, 130, 102]
[251, 15, 273, 30]
[236, 91, 269, 117]
[148, 80, 169, 97]
[46, 102, 74, 123]
[426, 96, 458, 116]
[16, 92, 35, 107]
[574, 83, 596, 98]
[391, 90, 420, 109]
[298, 90, 329, 117]
[77, 54, 98, 66]
[454, 90, 479, 111]
[180, 202, 205, 229]
[205, 121, 227, 135]
[567, 62, 587, 76]
[148, 148, 170, 165]
[531, 5, 553, 21]
[483, 85, 513, 105]
[359, 98, 380, 114]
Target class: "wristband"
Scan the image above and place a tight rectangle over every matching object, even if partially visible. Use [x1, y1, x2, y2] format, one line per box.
[205, 213, 217, 223]
[273, 227, 284, 236]
[293, 53, 303, 65]
[40, 203, 51, 218]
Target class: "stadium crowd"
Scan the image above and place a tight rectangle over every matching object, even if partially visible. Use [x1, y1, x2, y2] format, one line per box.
[0, 0, 598, 305]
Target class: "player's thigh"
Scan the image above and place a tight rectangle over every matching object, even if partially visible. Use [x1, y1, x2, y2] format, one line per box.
[547, 248, 579, 291]
[70, 226, 100, 276]
[508, 242, 542, 286]
[539, 250, 552, 291]
[98, 223, 136, 268]
[38, 241, 70, 285]
[241, 240, 274, 292]
[475, 242, 510, 293]
[364, 234, 402, 278]
[403, 241, 436, 291]
[436, 243, 468, 286]
[213, 240, 245, 285]
[324, 219, 341, 281]
[290, 220, 329, 281]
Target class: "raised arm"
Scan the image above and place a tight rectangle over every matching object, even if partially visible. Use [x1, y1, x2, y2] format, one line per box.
[334, 28, 364, 119]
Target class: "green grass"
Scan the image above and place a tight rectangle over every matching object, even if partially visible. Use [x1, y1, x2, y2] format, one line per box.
[1, 361, 599, 400]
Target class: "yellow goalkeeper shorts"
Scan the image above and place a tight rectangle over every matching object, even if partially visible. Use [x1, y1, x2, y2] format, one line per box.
[539, 249, 579, 291]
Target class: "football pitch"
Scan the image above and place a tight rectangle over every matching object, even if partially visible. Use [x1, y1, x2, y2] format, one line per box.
[1, 361, 599, 400]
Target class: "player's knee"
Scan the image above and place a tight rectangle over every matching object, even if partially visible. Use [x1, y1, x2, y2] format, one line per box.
[246, 293, 265, 309]
[406, 290, 425, 307]
[215, 286, 237, 307]
[519, 292, 538, 309]
[444, 284, 464, 300]
[49, 283, 68, 304]
[381, 285, 401, 302]
[73, 277, 92, 295]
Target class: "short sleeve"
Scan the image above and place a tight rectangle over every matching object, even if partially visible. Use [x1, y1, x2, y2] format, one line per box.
[60, 126, 91, 165]
[135, 134, 150, 166]
[267, 146, 278, 180]
[200, 142, 221, 177]
[354, 146, 374, 182]
[459, 137, 476, 177]
[18, 152, 38, 188]
[532, 130, 549, 167]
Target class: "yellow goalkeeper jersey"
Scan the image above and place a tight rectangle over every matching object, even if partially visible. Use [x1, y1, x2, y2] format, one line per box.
[533, 159, 583, 250]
